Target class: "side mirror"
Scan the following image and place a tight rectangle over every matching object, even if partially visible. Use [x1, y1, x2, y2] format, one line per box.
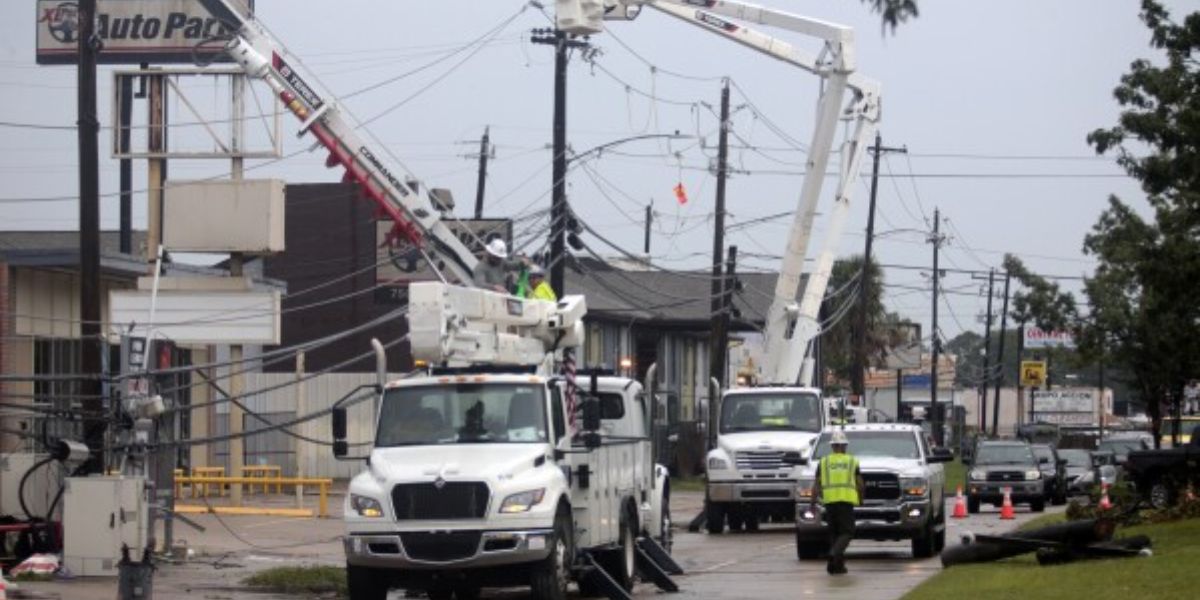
[929, 448, 954, 463]
[332, 406, 348, 458]
[581, 396, 601, 433]
[781, 452, 808, 467]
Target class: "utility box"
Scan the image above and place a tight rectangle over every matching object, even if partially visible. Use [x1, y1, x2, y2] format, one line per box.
[63, 477, 148, 577]
[556, 0, 605, 35]
[164, 179, 285, 253]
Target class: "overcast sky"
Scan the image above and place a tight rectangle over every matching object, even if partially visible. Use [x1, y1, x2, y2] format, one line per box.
[0, 0, 1185, 343]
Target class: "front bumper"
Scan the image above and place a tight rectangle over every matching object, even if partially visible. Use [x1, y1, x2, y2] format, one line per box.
[968, 481, 1044, 503]
[794, 500, 933, 540]
[344, 529, 553, 570]
[708, 479, 797, 503]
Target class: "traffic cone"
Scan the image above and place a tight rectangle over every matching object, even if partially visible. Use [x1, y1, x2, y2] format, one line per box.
[1098, 483, 1113, 511]
[952, 486, 968, 519]
[999, 487, 1015, 520]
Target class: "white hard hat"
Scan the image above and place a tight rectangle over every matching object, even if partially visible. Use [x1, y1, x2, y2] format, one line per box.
[830, 429, 849, 446]
[485, 238, 508, 259]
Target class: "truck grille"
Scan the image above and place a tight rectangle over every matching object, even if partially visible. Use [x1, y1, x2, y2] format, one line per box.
[399, 531, 482, 562]
[861, 473, 900, 501]
[736, 451, 787, 470]
[987, 471, 1027, 483]
[391, 482, 490, 520]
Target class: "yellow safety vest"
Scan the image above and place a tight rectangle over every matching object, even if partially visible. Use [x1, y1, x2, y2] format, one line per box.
[531, 281, 557, 302]
[819, 453, 860, 506]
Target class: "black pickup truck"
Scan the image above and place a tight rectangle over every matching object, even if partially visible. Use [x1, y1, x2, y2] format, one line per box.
[1124, 424, 1200, 508]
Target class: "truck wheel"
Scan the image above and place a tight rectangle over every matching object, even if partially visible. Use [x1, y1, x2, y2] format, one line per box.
[911, 519, 937, 559]
[705, 501, 726, 535]
[608, 508, 637, 592]
[727, 511, 745, 532]
[530, 507, 574, 600]
[453, 586, 481, 600]
[967, 496, 980, 514]
[1030, 499, 1046, 513]
[795, 533, 826, 560]
[1053, 488, 1068, 506]
[428, 589, 454, 600]
[744, 515, 760, 532]
[1149, 481, 1175, 509]
[933, 510, 946, 553]
[346, 564, 388, 600]
[658, 492, 674, 554]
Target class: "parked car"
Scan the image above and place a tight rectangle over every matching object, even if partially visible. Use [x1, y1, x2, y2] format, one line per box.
[966, 440, 1045, 513]
[1031, 444, 1068, 505]
[1124, 424, 1200, 508]
[1057, 448, 1093, 495]
[1098, 436, 1150, 466]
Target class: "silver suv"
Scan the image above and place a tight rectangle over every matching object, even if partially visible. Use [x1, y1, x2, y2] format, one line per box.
[793, 424, 953, 559]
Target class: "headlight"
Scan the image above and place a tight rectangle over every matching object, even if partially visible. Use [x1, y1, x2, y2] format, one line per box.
[1025, 470, 1042, 481]
[708, 456, 729, 471]
[350, 494, 384, 518]
[796, 478, 816, 500]
[969, 469, 986, 481]
[901, 477, 928, 498]
[499, 489, 546, 514]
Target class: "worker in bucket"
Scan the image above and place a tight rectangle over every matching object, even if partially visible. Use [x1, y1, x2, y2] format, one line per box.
[526, 265, 557, 302]
[810, 428, 865, 575]
[473, 238, 525, 293]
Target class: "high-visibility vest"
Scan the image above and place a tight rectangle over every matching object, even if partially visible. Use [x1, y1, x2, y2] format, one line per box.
[531, 281, 557, 302]
[819, 453, 860, 506]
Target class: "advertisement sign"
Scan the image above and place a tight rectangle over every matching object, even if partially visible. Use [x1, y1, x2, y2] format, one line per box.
[36, 0, 252, 65]
[1032, 390, 1096, 426]
[1020, 360, 1047, 387]
[1023, 326, 1076, 349]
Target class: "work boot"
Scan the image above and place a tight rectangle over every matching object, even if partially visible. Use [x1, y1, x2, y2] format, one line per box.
[829, 558, 848, 575]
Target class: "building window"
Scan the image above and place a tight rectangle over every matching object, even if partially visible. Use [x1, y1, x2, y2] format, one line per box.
[33, 338, 82, 408]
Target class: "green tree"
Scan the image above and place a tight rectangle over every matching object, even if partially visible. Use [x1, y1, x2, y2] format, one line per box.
[1083, 0, 1200, 446]
[820, 255, 912, 391]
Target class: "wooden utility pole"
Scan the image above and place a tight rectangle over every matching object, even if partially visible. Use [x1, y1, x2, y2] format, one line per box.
[78, 0, 104, 474]
[708, 80, 731, 392]
[978, 268, 996, 431]
[473, 126, 491, 219]
[993, 273, 1012, 436]
[929, 209, 943, 445]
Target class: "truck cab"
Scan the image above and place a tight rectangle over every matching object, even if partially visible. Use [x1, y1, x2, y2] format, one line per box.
[704, 387, 823, 533]
[340, 372, 671, 600]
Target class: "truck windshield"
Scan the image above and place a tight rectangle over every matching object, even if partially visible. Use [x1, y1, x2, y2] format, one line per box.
[975, 445, 1035, 465]
[1058, 449, 1090, 467]
[812, 431, 920, 459]
[720, 393, 821, 433]
[376, 383, 548, 446]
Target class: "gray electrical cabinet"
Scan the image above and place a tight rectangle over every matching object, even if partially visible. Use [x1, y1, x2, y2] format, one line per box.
[63, 476, 148, 577]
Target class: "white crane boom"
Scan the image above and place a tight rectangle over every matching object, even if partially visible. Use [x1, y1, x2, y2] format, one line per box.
[564, 0, 881, 385]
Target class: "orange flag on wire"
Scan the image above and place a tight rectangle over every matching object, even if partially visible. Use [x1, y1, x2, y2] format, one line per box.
[673, 182, 688, 205]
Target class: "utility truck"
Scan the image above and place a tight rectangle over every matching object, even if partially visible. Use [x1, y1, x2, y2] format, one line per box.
[197, 4, 680, 599]
[564, 1, 884, 533]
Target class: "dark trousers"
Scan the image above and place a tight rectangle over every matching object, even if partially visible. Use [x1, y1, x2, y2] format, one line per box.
[826, 502, 856, 564]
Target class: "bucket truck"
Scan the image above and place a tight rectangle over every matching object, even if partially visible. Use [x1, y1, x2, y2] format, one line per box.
[197, 3, 678, 598]
[562, 1, 881, 533]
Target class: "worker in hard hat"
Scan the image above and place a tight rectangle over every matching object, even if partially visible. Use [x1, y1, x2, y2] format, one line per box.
[526, 265, 557, 302]
[473, 238, 524, 293]
[810, 428, 865, 575]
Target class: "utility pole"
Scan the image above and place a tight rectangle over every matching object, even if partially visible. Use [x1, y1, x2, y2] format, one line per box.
[643, 203, 653, 255]
[708, 79, 731, 391]
[929, 209, 944, 445]
[77, 0, 104, 475]
[472, 126, 491, 219]
[992, 272, 1012, 436]
[1016, 320, 1027, 426]
[853, 133, 906, 401]
[118, 75, 133, 254]
[974, 268, 996, 432]
[531, 29, 588, 297]
[228, 74, 247, 507]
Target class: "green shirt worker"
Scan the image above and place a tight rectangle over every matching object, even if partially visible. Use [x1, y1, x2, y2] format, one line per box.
[527, 265, 557, 302]
[810, 429, 865, 575]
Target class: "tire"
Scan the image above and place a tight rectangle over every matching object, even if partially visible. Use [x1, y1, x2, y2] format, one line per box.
[453, 587, 481, 600]
[530, 506, 574, 600]
[967, 496, 980, 514]
[1053, 488, 1068, 506]
[744, 515, 760, 532]
[1030, 499, 1046, 513]
[932, 509, 946, 553]
[795, 533, 826, 560]
[658, 490, 674, 555]
[428, 590, 454, 600]
[1149, 480, 1175, 510]
[705, 500, 726, 535]
[346, 564, 389, 600]
[597, 507, 637, 592]
[911, 519, 937, 559]
[727, 511, 745, 532]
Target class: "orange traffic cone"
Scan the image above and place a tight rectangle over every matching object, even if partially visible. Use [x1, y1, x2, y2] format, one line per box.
[1098, 483, 1113, 511]
[952, 486, 968, 519]
[999, 487, 1016, 520]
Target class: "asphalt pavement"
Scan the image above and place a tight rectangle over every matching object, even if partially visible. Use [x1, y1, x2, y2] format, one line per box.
[9, 490, 1059, 600]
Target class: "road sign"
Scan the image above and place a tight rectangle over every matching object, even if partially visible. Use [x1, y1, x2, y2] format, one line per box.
[1021, 360, 1047, 387]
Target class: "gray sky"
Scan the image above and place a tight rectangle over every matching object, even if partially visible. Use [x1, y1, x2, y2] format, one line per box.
[0, 0, 1183, 343]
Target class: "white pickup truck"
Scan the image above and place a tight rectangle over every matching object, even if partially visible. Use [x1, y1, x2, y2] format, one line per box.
[792, 423, 953, 559]
[704, 387, 824, 532]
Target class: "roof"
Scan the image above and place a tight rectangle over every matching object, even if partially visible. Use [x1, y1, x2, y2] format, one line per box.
[0, 230, 148, 256]
[565, 257, 804, 329]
